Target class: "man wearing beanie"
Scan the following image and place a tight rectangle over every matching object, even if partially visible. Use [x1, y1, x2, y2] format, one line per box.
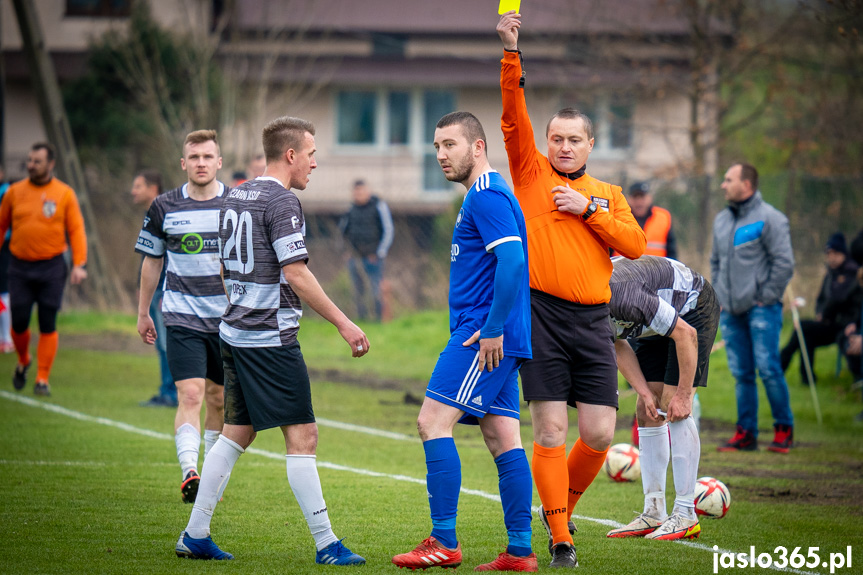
[780, 232, 863, 384]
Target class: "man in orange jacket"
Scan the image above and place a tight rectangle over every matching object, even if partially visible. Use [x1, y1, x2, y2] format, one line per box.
[498, 11, 646, 568]
[0, 142, 87, 396]
[625, 182, 677, 259]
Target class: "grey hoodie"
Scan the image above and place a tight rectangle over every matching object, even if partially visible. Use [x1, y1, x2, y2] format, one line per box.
[710, 191, 794, 315]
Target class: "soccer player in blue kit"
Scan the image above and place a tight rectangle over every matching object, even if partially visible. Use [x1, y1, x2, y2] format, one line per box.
[392, 112, 536, 572]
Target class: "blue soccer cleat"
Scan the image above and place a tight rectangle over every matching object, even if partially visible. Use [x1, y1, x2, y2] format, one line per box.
[316, 539, 366, 566]
[175, 531, 234, 560]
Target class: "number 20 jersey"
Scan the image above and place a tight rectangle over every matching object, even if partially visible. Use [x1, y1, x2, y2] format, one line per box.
[218, 176, 309, 348]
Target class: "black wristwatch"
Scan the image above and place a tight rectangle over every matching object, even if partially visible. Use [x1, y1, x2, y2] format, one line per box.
[582, 202, 598, 221]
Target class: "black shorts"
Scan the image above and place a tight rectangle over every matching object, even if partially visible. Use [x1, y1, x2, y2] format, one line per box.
[165, 326, 224, 384]
[630, 282, 720, 388]
[221, 340, 315, 432]
[520, 289, 619, 409]
[8, 254, 67, 310]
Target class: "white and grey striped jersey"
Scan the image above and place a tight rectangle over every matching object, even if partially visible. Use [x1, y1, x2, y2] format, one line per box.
[134, 182, 228, 333]
[609, 255, 705, 339]
[218, 176, 308, 348]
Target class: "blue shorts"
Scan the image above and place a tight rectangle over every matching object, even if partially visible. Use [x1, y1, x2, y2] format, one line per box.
[426, 343, 525, 425]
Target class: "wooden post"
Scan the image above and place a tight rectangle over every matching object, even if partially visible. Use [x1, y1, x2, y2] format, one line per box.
[11, 0, 123, 308]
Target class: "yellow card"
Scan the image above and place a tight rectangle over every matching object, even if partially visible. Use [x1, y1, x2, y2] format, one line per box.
[498, 0, 521, 15]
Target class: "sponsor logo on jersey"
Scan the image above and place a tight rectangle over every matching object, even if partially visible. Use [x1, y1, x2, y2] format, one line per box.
[456, 208, 464, 227]
[228, 189, 261, 201]
[42, 199, 57, 218]
[232, 283, 247, 295]
[137, 237, 154, 250]
[591, 196, 610, 212]
[181, 232, 204, 254]
[451, 244, 459, 262]
[287, 239, 306, 253]
[291, 216, 300, 229]
[143, 215, 150, 227]
[172, 219, 192, 226]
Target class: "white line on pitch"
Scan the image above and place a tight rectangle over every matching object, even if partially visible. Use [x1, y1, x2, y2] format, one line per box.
[0, 390, 819, 575]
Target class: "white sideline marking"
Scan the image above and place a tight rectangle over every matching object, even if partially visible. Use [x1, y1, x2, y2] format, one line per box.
[0, 459, 107, 467]
[0, 390, 819, 575]
[316, 417, 417, 442]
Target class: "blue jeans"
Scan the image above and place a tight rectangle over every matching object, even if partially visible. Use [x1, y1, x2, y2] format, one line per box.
[348, 256, 384, 321]
[720, 303, 794, 436]
[151, 288, 176, 400]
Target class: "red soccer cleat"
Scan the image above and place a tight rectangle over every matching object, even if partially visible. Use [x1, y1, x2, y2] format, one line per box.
[474, 551, 538, 572]
[392, 536, 462, 570]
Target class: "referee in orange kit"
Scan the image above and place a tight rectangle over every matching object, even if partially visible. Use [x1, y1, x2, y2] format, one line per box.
[0, 142, 87, 396]
[498, 11, 646, 568]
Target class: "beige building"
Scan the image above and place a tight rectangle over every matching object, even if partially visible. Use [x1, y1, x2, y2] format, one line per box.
[3, 0, 723, 213]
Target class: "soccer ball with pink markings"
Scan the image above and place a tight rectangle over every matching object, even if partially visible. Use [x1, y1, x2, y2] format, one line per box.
[603, 443, 640, 482]
[694, 476, 731, 518]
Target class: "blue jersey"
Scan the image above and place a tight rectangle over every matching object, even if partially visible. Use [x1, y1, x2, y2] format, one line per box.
[449, 170, 531, 359]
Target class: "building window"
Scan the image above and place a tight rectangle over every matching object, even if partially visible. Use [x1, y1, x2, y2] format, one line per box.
[388, 92, 410, 145]
[337, 91, 377, 145]
[609, 93, 634, 149]
[66, 0, 131, 17]
[423, 91, 456, 191]
[561, 91, 633, 154]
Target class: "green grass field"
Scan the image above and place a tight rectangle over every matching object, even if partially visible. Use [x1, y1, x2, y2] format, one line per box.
[1, 310, 861, 574]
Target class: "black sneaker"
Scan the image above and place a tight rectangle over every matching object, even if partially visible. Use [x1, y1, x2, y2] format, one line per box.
[33, 382, 51, 397]
[181, 470, 200, 503]
[538, 505, 577, 555]
[717, 425, 757, 452]
[549, 542, 578, 568]
[12, 362, 30, 391]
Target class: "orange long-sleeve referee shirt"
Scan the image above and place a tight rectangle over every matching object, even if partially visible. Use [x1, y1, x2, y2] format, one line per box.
[0, 177, 87, 266]
[500, 50, 645, 305]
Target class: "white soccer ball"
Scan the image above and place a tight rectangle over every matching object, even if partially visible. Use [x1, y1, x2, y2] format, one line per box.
[603, 443, 640, 482]
[694, 476, 731, 518]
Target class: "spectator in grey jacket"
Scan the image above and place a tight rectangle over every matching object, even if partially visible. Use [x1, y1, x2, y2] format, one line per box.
[340, 180, 394, 321]
[711, 163, 795, 454]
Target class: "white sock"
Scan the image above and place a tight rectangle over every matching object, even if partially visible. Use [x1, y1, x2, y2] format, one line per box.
[638, 424, 669, 520]
[176, 423, 201, 478]
[0, 294, 11, 344]
[204, 430, 220, 460]
[669, 416, 700, 520]
[186, 436, 244, 539]
[286, 455, 338, 551]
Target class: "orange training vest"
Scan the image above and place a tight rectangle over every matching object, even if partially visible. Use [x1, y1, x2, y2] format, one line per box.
[643, 206, 672, 257]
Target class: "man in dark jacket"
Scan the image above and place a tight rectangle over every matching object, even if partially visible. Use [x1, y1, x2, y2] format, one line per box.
[781, 233, 862, 382]
[340, 180, 393, 321]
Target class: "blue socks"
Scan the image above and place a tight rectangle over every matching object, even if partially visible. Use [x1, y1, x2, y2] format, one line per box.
[496, 448, 533, 557]
[424, 438, 461, 549]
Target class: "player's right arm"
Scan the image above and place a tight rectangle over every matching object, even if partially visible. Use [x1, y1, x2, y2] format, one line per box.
[282, 261, 370, 358]
[666, 318, 698, 422]
[614, 338, 662, 423]
[498, 12, 538, 188]
[137, 256, 162, 345]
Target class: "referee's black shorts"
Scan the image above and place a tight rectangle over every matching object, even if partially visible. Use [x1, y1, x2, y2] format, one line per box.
[520, 289, 619, 409]
[630, 282, 720, 388]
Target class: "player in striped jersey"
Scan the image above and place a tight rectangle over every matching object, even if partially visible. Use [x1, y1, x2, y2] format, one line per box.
[175, 116, 369, 565]
[391, 112, 535, 572]
[605, 255, 719, 541]
[136, 130, 228, 504]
